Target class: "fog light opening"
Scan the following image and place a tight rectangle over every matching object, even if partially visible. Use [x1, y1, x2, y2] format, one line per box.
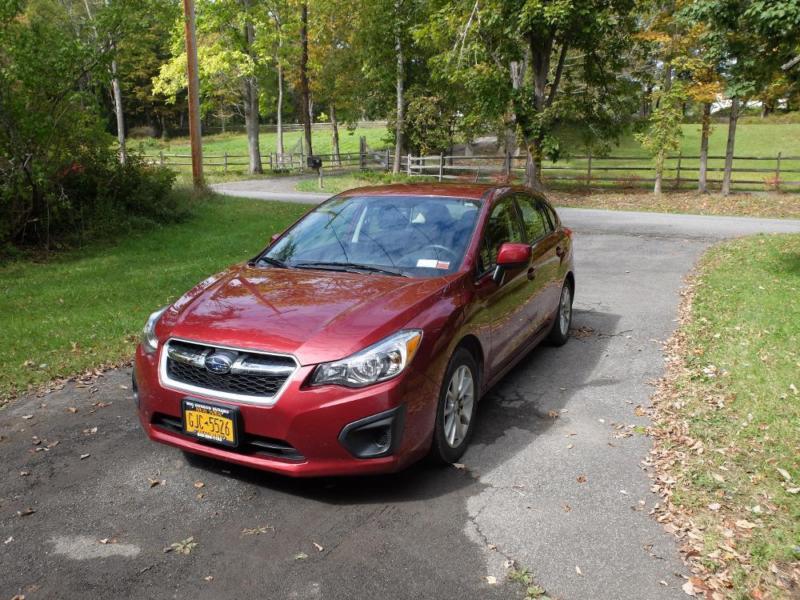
[338, 406, 405, 459]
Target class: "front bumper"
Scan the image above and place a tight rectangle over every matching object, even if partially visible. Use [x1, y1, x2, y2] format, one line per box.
[134, 346, 437, 477]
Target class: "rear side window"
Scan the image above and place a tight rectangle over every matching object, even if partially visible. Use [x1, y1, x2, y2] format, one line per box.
[516, 194, 552, 243]
[478, 197, 524, 273]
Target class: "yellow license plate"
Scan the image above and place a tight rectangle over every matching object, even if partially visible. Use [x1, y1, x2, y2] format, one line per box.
[182, 399, 238, 447]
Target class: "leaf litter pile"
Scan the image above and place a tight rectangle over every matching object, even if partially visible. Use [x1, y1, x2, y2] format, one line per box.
[647, 235, 800, 599]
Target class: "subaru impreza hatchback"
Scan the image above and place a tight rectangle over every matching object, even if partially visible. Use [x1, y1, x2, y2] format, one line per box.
[133, 184, 575, 476]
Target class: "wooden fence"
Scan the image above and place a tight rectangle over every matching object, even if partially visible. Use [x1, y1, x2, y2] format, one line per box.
[403, 152, 800, 191]
[145, 144, 800, 191]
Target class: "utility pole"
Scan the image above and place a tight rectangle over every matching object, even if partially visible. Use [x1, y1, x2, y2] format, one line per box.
[182, 0, 204, 190]
[300, 2, 313, 158]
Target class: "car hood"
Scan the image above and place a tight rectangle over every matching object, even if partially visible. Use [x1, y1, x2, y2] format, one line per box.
[158, 264, 451, 365]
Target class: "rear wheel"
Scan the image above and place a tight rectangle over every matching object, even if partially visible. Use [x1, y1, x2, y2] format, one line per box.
[547, 280, 573, 346]
[429, 348, 479, 464]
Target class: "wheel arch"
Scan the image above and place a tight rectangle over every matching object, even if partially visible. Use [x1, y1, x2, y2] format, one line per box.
[454, 334, 485, 393]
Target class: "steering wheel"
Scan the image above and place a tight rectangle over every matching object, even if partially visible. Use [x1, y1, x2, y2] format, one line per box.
[419, 244, 457, 261]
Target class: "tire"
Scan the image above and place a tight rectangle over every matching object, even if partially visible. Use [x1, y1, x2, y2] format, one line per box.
[547, 280, 573, 347]
[429, 347, 479, 464]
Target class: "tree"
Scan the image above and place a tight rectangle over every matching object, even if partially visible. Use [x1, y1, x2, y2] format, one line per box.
[419, 0, 638, 190]
[635, 82, 686, 194]
[153, 0, 268, 174]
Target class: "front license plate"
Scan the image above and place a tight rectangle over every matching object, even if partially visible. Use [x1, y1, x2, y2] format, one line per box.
[182, 399, 239, 447]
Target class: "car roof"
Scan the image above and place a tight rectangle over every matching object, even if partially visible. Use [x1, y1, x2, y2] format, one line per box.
[336, 182, 531, 201]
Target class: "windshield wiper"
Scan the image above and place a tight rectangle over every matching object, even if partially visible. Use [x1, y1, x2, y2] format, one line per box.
[294, 261, 407, 277]
[256, 256, 289, 269]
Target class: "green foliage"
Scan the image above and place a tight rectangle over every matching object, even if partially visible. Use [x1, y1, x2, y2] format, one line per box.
[636, 83, 687, 163]
[0, 0, 181, 251]
[405, 92, 459, 154]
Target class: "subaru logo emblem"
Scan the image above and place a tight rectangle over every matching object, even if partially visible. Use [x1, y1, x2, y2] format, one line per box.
[205, 351, 235, 374]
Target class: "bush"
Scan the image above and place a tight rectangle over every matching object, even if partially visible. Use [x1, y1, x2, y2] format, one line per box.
[0, 1, 182, 253]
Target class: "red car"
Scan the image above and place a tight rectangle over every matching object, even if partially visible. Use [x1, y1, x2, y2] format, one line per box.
[133, 184, 575, 477]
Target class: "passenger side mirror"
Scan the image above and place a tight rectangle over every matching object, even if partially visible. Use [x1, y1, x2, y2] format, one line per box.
[492, 242, 531, 285]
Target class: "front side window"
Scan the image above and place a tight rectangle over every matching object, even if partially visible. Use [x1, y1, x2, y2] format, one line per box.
[517, 194, 553, 243]
[262, 195, 480, 278]
[478, 197, 524, 273]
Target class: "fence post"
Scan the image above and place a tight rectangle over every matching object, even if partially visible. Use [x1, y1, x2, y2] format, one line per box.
[776, 152, 782, 189]
[407, 155, 412, 176]
[504, 151, 511, 181]
[438, 152, 444, 182]
[159, 150, 164, 167]
[587, 148, 592, 187]
[675, 152, 682, 189]
[223, 151, 228, 175]
[359, 136, 367, 170]
[386, 148, 391, 171]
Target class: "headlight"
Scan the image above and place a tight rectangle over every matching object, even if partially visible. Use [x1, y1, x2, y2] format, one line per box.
[141, 307, 167, 354]
[311, 330, 423, 388]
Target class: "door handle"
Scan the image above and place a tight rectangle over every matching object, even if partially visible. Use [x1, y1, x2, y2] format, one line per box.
[527, 267, 536, 280]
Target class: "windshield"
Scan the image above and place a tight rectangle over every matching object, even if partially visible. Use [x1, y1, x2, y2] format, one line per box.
[261, 195, 480, 278]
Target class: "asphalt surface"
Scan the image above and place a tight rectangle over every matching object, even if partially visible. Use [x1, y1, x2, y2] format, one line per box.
[2, 193, 799, 599]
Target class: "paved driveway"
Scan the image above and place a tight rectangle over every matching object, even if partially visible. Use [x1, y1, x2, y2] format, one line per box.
[2, 201, 798, 600]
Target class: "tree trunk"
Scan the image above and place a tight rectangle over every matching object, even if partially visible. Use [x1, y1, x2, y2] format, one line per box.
[276, 60, 284, 156]
[721, 97, 739, 196]
[300, 2, 313, 157]
[330, 103, 341, 166]
[392, 2, 404, 175]
[241, 3, 262, 174]
[110, 59, 127, 165]
[525, 34, 553, 190]
[698, 102, 711, 193]
[654, 149, 664, 195]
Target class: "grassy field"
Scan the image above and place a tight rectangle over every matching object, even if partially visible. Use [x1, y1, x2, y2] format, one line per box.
[0, 195, 310, 404]
[133, 122, 800, 190]
[651, 234, 800, 597]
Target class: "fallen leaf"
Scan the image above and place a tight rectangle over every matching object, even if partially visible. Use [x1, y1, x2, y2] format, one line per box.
[786, 487, 800, 494]
[575, 565, 582, 576]
[567, 443, 574, 449]
[547, 410, 559, 418]
[708, 502, 721, 511]
[576, 474, 587, 484]
[776, 467, 792, 482]
[711, 473, 725, 483]
[148, 478, 162, 488]
[484, 576, 497, 585]
[204, 575, 214, 582]
[193, 481, 205, 489]
[452, 463, 466, 470]
[83, 427, 98, 435]
[562, 503, 572, 513]
[682, 580, 697, 596]
[17, 508, 36, 517]
[294, 552, 308, 560]
[4, 536, 13, 544]
[99, 538, 110, 544]
[659, 580, 667, 586]
[242, 526, 272, 536]
[67, 407, 78, 414]
[735, 519, 758, 529]
[80, 453, 91, 460]
[171, 537, 198, 555]
[22, 415, 33, 420]
[19, 471, 30, 477]
[313, 542, 323, 552]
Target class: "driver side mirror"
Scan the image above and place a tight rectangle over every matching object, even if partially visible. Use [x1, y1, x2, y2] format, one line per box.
[492, 242, 531, 285]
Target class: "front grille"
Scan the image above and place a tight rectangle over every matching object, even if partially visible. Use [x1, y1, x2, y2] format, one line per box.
[152, 413, 304, 461]
[164, 339, 296, 401]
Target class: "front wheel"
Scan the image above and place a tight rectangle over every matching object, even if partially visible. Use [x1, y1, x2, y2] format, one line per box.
[547, 280, 573, 346]
[429, 348, 479, 464]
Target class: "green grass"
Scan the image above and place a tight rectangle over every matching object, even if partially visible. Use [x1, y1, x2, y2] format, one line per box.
[657, 234, 800, 596]
[0, 194, 310, 403]
[131, 124, 389, 184]
[295, 170, 436, 193]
